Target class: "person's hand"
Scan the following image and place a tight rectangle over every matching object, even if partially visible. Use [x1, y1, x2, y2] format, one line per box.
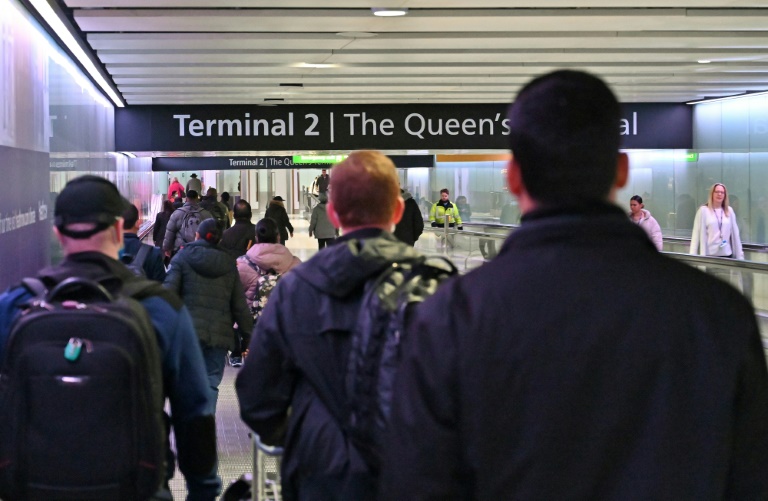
[242, 349, 249, 359]
[431, 221, 438, 227]
[308, 231, 313, 238]
[290, 232, 294, 237]
[164, 250, 171, 258]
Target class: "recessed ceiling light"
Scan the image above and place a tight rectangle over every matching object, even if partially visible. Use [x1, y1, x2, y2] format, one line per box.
[296, 63, 336, 69]
[336, 32, 377, 38]
[371, 8, 408, 17]
[698, 60, 712, 64]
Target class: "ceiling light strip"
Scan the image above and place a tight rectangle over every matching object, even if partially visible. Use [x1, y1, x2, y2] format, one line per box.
[27, 0, 124, 107]
[686, 90, 768, 105]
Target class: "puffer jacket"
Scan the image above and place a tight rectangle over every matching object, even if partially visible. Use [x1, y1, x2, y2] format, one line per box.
[162, 202, 213, 254]
[308, 202, 337, 240]
[164, 239, 253, 349]
[236, 243, 301, 306]
[235, 230, 421, 501]
[631, 208, 663, 251]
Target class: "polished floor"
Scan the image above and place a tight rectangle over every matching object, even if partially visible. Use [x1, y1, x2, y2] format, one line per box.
[166, 214, 492, 499]
[167, 215, 316, 499]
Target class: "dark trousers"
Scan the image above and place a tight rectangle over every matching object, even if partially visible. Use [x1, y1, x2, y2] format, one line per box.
[479, 238, 496, 259]
[318, 238, 334, 249]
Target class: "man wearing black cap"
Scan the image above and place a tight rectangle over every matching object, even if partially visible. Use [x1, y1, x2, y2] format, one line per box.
[0, 175, 221, 500]
[164, 218, 253, 412]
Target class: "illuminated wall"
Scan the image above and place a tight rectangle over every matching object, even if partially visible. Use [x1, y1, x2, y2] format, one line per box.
[0, 0, 156, 289]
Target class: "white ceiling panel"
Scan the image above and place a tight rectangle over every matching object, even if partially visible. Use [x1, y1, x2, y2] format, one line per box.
[45, 3, 768, 104]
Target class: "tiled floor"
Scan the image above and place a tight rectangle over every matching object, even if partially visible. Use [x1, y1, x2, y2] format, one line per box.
[168, 215, 318, 500]
[167, 365, 254, 499]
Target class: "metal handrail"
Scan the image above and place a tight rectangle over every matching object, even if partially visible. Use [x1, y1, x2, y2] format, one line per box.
[427, 221, 768, 259]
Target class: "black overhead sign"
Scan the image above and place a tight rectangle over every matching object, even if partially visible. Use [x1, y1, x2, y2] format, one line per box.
[116, 103, 692, 152]
[152, 154, 434, 171]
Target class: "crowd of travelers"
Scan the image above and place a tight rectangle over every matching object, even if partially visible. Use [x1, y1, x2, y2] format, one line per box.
[0, 70, 766, 501]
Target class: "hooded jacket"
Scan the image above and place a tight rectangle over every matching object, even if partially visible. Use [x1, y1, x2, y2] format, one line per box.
[167, 180, 185, 200]
[236, 242, 301, 306]
[264, 200, 294, 243]
[164, 239, 252, 350]
[308, 202, 336, 240]
[162, 201, 213, 253]
[630, 208, 663, 251]
[236, 230, 421, 501]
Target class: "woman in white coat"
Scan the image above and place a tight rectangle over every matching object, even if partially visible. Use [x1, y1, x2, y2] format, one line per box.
[629, 195, 663, 251]
[690, 183, 744, 259]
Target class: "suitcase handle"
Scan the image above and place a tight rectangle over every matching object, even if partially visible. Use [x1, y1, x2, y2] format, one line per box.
[46, 277, 114, 303]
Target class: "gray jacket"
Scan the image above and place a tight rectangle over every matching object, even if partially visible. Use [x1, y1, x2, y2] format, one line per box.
[164, 239, 253, 349]
[162, 202, 213, 253]
[308, 203, 337, 239]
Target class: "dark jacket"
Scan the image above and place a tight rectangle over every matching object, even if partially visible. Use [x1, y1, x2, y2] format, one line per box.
[123, 233, 166, 282]
[164, 239, 253, 350]
[316, 174, 330, 193]
[380, 203, 768, 500]
[393, 191, 424, 246]
[236, 230, 421, 501]
[200, 197, 231, 229]
[264, 200, 293, 243]
[152, 210, 172, 246]
[220, 220, 256, 259]
[0, 252, 220, 498]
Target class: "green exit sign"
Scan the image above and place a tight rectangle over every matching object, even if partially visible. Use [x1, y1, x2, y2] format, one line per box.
[292, 154, 347, 164]
[684, 152, 699, 162]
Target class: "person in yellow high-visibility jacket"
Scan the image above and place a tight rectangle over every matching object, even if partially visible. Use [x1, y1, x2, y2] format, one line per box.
[429, 188, 463, 229]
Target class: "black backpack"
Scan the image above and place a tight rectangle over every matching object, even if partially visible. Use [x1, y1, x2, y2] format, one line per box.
[345, 255, 457, 473]
[0, 277, 166, 501]
[120, 243, 152, 278]
[200, 198, 227, 230]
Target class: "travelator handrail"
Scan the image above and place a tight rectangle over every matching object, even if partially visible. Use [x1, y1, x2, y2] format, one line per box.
[421, 221, 768, 350]
[428, 221, 768, 261]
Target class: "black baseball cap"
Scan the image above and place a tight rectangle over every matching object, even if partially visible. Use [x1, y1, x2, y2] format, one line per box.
[55, 175, 131, 239]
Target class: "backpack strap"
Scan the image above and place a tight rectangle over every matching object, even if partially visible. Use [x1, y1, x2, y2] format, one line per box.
[132, 244, 152, 270]
[20, 277, 47, 299]
[244, 256, 276, 276]
[122, 278, 184, 310]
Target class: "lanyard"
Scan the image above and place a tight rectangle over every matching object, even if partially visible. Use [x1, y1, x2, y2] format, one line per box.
[714, 208, 724, 240]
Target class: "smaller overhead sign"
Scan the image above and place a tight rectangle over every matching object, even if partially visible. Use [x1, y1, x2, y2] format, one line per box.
[292, 154, 348, 164]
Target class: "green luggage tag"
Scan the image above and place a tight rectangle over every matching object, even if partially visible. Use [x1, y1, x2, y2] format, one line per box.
[64, 337, 83, 362]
